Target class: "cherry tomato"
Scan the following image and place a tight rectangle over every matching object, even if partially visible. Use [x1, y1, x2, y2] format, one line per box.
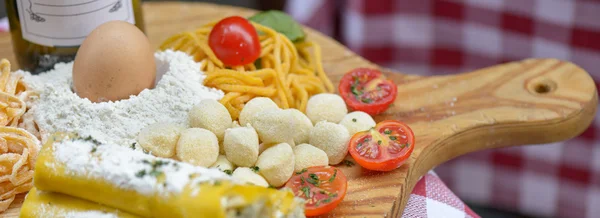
[284, 166, 347, 216]
[338, 68, 397, 116]
[348, 120, 415, 171]
[208, 16, 261, 66]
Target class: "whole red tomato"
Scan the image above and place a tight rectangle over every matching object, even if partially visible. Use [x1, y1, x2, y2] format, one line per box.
[208, 16, 261, 66]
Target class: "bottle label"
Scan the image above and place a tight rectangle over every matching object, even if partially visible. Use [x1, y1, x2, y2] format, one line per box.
[16, 0, 136, 47]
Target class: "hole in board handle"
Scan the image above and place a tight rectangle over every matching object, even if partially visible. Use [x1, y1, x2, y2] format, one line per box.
[535, 83, 551, 94]
[531, 79, 557, 94]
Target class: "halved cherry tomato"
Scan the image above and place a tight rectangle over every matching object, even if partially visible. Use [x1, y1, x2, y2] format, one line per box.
[284, 166, 347, 216]
[338, 68, 397, 116]
[348, 120, 415, 171]
[208, 16, 261, 66]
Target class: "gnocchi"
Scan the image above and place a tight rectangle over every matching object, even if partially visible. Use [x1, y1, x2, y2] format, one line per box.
[293, 143, 328, 172]
[223, 125, 260, 167]
[188, 99, 232, 141]
[210, 154, 235, 173]
[339, 111, 376, 135]
[255, 143, 295, 187]
[239, 97, 279, 126]
[176, 128, 219, 167]
[231, 167, 269, 187]
[284, 109, 313, 144]
[250, 109, 295, 146]
[309, 121, 350, 165]
[137, 122, 184, 158]
[305, 93, 347, 124]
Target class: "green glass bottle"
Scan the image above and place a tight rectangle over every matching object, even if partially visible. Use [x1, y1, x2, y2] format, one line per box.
[5, 0, 145, 74]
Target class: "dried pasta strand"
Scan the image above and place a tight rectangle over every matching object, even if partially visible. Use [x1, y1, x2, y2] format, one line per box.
[216, 84, 277, 96]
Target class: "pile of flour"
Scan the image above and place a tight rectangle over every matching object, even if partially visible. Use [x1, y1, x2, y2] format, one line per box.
[21, 50, 223, 146]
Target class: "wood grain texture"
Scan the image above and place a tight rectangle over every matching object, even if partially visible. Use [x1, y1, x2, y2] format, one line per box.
[0, 2, 598, 218]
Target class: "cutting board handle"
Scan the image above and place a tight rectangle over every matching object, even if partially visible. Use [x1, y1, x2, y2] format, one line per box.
[376, 58, 598, 217]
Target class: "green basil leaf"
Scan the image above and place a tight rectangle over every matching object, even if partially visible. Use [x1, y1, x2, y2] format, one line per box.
[249, 10, 306, 42]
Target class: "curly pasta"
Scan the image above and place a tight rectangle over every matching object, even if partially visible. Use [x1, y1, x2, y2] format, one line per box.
[0, 59, 40, 212]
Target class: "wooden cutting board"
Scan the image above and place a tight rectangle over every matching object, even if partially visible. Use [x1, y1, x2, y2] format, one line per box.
[0, 2, 597, 218]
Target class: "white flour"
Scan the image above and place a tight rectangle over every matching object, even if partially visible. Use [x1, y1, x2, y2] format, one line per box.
[52, 137, 233, 196]
[21, 50, 224, 146]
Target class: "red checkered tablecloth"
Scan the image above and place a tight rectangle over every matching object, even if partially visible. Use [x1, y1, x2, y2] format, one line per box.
[286, 0, 600, 218]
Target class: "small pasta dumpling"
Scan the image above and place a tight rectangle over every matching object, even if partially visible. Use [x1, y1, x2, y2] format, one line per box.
[223, 125, 259, 167]
[210, 154, 236, 174]
[176, 128, 219, 167]
[239, 97, 279, 126]
[339, 111, 376, 135]
[137, 122, 184, 158]
[293, 143, 328, 172]
[231, 167, 269, 187]
[258, 142, 277, 154]
[250, 109, 295, 146]
[283, 109, 313, 144]
[188, 99, 232, 141]
[309, 121, 350, 165]
[306, 93, 347, 124]
[255, 143, 294, 187]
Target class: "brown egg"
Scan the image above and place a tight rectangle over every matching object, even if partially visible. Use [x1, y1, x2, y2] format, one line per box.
[73, 20, 156, 102]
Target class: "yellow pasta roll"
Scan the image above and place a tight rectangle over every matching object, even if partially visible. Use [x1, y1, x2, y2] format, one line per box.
[31, 134, 305, 218]
[20, 188, 139, 218]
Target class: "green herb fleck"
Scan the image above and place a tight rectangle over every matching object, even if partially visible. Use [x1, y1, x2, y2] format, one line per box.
[342, 160, 355, 167]
[149, 170, 162, 177]
[130, 142, 137, 150]
[214, 181, 221, 186]
[300, 176, 306, 185]
[352, 118, 357, 122]
[223, 170, 233, 175]
[322, 198, 332, 203]
[384, 129, 391, 134]
[307, 173, 320, 186]
[251, 166, 260, 172]
[301, 186, 311, 197]
[296, 168, 307, 175]
[152, 160, 169, 168]
[135, 170, 146, 178]
[351, 85, 362, 96]
[377, 140, 382, 145]
[90, 147, 97, 153]
[356, 143, 363, 148]
[361, 98, 373, 104]
[404, 143, 411, 148]
[328, 169, 338, 182]
[82, 135, 102, 145]
[330, 193, 338, 198]
[319, 190, 327, 195]
[141, 159, 151, 164]
[389, 136, 397, 140]
[268, 185, 276, 189]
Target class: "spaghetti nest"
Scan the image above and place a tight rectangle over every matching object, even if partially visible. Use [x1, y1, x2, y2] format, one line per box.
[0, 59, 40, 212]
[160, 20, 334, 119]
